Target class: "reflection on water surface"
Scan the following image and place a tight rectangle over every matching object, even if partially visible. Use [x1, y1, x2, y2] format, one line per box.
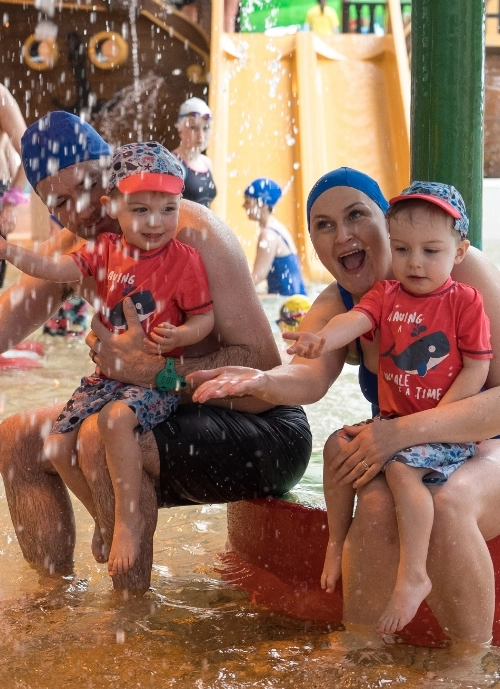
[1, 266, 500, 687]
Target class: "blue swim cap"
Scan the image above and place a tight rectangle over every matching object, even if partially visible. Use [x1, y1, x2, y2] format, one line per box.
[307, 167, 389, 231]
[244, 178, 282, 207]
[21, 111, 111, 190]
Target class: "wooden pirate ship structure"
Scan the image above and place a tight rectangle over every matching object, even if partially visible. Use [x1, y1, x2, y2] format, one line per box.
[0, 0, 210, 148]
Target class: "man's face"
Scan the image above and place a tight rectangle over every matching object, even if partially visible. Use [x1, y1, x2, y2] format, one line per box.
[36, 160, 119, 239]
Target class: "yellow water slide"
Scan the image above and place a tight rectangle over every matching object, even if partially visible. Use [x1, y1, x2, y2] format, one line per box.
[208, 0, 410, 281]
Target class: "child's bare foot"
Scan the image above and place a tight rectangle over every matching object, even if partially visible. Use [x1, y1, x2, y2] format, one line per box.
[92, 522, 108, 563]
[108, 516, 145, 576]
[377, 574, 432, 635]
[321, 541, 343, 593]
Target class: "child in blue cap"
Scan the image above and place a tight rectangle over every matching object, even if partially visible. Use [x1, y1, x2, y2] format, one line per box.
[284, 181, 492, 635]
[243, 177, 307, 296]
[0, 141, 215, 577]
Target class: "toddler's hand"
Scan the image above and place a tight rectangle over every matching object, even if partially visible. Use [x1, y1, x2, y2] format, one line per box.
[144, 322, 181, 355]
[282, 331, 326, 358]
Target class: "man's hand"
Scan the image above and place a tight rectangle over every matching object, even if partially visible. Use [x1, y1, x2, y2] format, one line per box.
[0, 205, 17, 238]
[143, 322, 182, 355]
[330, 420, 402, 488]
[86, 297, 163, 386]
[282, 331, 326, 358]
[0, 234, 8, 257]
[188, 366, 269, 404]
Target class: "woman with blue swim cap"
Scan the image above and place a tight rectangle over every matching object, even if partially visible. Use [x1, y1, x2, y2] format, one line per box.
[191, 166, 500, 645]
[244, 177, 307, 296]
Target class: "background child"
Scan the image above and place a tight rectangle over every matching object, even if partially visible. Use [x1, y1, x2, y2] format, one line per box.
[0, 142, 214, 576]
[284, 182, 492, 635]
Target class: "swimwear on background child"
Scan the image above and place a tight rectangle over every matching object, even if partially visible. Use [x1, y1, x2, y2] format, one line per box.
[284, 182, 492, 635]
[0, 142, 215, 576]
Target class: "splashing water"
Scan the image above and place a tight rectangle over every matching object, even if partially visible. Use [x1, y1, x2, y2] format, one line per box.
[1, 269, 500, 686]
[128, 0, 143, 142]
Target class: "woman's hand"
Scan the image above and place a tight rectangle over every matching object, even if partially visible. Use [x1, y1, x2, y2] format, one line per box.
[86, 298, 162, 386]
[188, 366, 269, 404]
[331, 419, 402, 488]
[282, 331, 326, 358]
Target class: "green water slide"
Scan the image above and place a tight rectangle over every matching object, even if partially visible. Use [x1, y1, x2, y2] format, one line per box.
[239, 0, 342, 32]
[239, 0, 407, 33]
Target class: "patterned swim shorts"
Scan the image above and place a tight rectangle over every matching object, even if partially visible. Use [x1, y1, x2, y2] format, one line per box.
[51, 373, 179, 434]
[334, 416, 475, 485]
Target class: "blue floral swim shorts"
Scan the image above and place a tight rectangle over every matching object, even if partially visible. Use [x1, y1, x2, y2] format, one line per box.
[334, 417, 475, 485]
[51, 373, 179, 434]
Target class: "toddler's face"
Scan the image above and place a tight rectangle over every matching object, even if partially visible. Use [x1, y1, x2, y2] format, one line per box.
[102, 191, 181, 251]
[389, 206, 469, 294]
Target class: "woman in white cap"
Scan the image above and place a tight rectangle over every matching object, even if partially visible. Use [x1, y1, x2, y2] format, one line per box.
[173, 97, 217, 208]
[244, 177, 307, 296]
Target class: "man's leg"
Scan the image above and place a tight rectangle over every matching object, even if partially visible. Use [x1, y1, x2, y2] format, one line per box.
[0, 404, 76, 574]
[77, 414, 159, 593]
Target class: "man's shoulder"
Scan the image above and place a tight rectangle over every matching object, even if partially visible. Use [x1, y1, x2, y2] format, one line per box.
[169, 236, 203, 261]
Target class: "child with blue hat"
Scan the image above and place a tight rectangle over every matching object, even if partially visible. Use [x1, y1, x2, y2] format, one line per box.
[243, 177, 307, 296]
[0, 140, 215, 577]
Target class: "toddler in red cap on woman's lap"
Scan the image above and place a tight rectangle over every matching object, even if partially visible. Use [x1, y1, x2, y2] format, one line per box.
[283, 181, 492, 635]
[0, 141, 214, 576]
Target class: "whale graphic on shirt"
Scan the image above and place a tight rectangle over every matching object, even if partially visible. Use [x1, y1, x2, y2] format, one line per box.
[107, 290, 156, 330]
[381, 331, 450, 377]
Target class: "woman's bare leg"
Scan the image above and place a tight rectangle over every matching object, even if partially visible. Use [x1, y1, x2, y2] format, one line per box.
[343, 441, 500, 643]
[425, 441, 500, 643]
[322, 434, 356, 593]
[0, 405, 76, 575]
[78, 414, 160, 593]
[342, 475, 399, 626]
[378, 463, 433, 634]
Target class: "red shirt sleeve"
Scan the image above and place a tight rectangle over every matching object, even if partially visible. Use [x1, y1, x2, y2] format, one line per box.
[456, 287, 492, 359]
[175, 249, 213, 315]
[70, 234, 111, 279]
[352, 281, 387, 342]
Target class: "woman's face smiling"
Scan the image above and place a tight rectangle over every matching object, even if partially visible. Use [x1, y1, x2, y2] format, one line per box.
[309, 186, 392, 298]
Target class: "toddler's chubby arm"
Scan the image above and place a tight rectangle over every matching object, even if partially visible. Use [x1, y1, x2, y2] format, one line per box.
[438, 355, 490, 406]
[0, 236, 82, 284]
[283, 310, 372, 358]
[143, 311, 215, 355]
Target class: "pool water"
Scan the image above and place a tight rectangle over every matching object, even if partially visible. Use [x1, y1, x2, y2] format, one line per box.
[1, 267, 499, 688]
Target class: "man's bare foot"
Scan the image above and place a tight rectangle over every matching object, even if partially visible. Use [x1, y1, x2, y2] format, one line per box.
[108, 516, 145, 576]
[377, 575, 432, 635]
[321, 541, 343, 593]
[91, 522, 108, 563]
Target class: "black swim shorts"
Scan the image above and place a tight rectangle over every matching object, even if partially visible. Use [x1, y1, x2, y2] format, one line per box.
[152, 404, 312, 507]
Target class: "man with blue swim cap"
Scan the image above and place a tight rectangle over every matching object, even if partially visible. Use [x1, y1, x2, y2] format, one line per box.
[0, 112, 311, 591]
[22, 111, 111, 188]
[244, 177, 307, 296]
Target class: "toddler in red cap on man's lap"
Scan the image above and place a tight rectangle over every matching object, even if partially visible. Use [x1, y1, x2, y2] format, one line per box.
[0, 142, 214, 576]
